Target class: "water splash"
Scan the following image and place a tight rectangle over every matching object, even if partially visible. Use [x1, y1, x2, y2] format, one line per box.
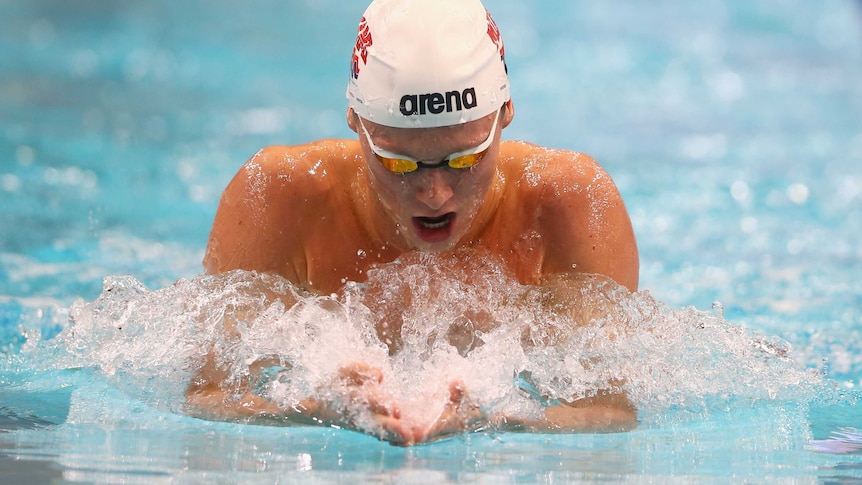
[24, 250, 822, 427]
[811, 427, 862, 454]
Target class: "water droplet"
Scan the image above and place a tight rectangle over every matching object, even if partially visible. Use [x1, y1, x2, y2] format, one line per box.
[786, 183, 809, 204]
[712, 301, 724, 318]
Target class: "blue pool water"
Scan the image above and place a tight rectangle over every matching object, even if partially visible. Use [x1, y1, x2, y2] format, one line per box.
[2, 0, 862, 482]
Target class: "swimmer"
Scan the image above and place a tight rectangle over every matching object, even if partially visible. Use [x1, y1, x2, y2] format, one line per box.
[186, 0, 639, 445]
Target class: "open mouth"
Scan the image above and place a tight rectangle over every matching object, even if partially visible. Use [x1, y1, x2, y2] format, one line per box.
[412, 212, 456, 243]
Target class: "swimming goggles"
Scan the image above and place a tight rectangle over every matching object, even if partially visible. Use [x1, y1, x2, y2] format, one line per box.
[358, 109, 500, 174]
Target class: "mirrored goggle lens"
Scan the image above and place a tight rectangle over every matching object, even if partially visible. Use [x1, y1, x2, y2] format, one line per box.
[445, 150, 488, 169]
[377, 149, 488, 174]
[378, 156, 419, 174]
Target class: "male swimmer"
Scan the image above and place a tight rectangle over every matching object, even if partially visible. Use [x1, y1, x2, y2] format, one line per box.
[186, 0, 639, 445]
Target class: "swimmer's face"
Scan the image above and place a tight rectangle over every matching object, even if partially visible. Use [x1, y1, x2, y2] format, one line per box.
[350, 104, 511, 251]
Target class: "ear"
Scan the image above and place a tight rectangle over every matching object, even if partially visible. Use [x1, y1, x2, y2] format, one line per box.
[502, 99, 515, 129]
[346, 108, 359, 134]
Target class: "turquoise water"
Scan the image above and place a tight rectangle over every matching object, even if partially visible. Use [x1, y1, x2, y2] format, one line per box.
[2, 0, 862, 482]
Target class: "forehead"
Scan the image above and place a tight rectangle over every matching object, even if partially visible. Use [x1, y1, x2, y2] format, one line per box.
[362, 110, 495, 152]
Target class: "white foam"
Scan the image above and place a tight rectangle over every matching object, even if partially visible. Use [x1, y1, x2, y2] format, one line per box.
[28, 250, 823, 427]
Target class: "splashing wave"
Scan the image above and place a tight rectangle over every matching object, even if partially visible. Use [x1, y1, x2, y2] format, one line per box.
[27, 251, 823, 424]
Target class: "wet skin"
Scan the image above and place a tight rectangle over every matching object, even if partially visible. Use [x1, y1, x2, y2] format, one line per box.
[192, 101, 640, 444]
[352, 108, 503, 253]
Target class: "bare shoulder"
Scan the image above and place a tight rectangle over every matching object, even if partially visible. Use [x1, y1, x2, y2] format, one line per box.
[204, 139, 363, 278]
[217, 139, 366, 225]
[499, 141, 639, 291]
[500, 140, 612, 203]
[228, 140, 361, 199]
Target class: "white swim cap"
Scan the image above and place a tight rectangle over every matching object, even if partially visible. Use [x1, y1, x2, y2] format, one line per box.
[347, 0, 510, 128]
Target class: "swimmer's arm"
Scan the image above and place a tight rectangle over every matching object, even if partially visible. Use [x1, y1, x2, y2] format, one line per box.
[185, 360, 471, 446]
[183, 355, 346, 426]
[508, 246, 638, 433]
[184, 354, 297, 422]
[204, 145, 329, 282]
[185, 358, 408, 437]
[496, 392, 637, 433]
[182, 276, 339, 424]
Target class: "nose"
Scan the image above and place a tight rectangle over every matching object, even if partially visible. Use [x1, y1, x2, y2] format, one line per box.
[413, 169, 454, 211]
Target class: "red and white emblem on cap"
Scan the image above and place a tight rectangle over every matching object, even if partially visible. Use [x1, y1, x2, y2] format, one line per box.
[486, 10, 505, 61]
[351, 16, 373, 80]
